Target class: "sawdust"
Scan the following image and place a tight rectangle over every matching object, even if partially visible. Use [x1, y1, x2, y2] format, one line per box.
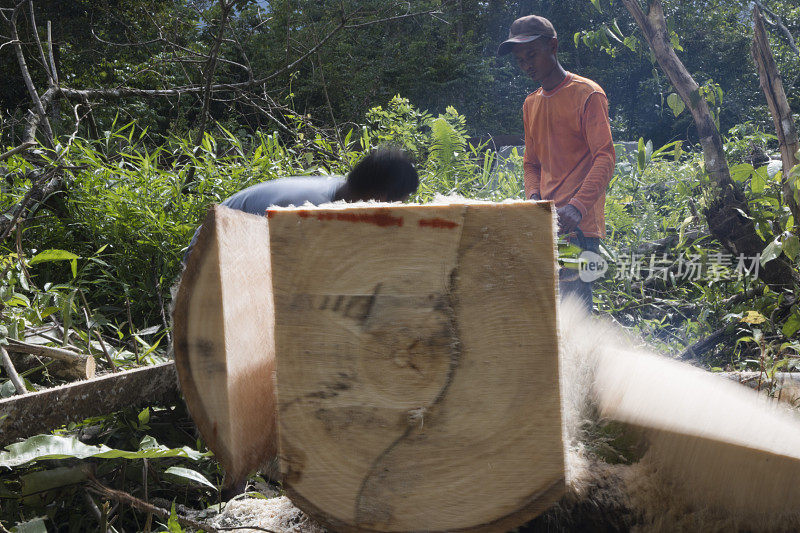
[212, 496, 326, 533]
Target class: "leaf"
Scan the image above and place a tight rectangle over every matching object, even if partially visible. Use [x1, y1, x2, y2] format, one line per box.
[137, 325, 161, 336]
[168, 502, 184, 533]
[138, 407, 150, 426]
[751, 166, 767, 194]
[164, 466, 217, 490]
[729, 163, 754, 183]
[5, 293, 30, 307]
[590, 0, 602, 13]
[783, 312, 800, 338]
[28, 249, 79, 266]
[666, 93, 684, 117]
[603, 24, 622, 43]
[19, 465, 89, 497]
[637, 137, 646, 172]
[11, 517, 47, 533]
[0, 434, 208, 468]
[784, 235, 800, 261]
[741, 311, 767, 325]
[760, 238, 783, 266]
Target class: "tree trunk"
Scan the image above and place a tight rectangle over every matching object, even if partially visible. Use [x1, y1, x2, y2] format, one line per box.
[752, 5, 800, 228]
[620, 0, 796, 290]
[173, 203, 563, 532]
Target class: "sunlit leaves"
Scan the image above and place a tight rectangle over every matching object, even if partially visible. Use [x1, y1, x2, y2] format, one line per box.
[667, 93, 684, 117]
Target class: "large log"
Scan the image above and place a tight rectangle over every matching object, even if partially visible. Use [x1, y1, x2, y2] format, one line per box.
[595, 346, 800, 515]
[173, 202, 562, 532]
[0, 362, 177, 446]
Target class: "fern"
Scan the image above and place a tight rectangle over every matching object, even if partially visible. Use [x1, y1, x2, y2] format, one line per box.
[429, 117, 465, 169]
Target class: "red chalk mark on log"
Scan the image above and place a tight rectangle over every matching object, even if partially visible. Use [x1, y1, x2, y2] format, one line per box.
[419, 218, 459, 229]
[266, 210, 276, 219]
[295, 210, 404, 227]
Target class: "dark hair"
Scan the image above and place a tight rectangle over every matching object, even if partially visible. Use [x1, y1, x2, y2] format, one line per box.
[346, 148, 419, 202]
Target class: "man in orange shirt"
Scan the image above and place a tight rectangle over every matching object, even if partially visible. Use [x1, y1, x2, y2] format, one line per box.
[498, 15, 616, 311]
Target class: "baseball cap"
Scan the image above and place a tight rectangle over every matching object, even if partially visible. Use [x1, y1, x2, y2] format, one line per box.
[497, 15, 557, 56]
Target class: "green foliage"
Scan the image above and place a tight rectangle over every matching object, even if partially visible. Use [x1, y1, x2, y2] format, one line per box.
[0, 434, 209, 469]
[1, 89, 799, 529]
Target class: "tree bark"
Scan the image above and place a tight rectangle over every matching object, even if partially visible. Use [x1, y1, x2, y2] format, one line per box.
[620, 0, 796, 290]
[752, 5, 800, 228]
[0, 362, 177, 446]
[7, 339, 96, 379]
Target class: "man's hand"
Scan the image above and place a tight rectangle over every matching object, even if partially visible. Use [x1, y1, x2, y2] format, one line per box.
[557, 204, 582, 234]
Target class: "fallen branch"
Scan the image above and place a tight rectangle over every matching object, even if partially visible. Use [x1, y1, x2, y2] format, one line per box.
[0, 141, 36, 162]
[0, 344, 26, 394]
[678, 326, 735, 360]
[87, 477, 222, 533]
[722, 371, 800, 404]
[0, 362, 177, 446]
[7, 339, 96, 379]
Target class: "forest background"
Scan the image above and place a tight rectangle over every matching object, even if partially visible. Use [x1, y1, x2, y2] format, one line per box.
[0, 0, 799, 531]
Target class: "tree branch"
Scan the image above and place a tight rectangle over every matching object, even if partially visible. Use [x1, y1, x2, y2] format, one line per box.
[752, 5, 800, 229]
[87, 478, 223, 533]
[8, 3, 53, 147]
[754, 0, 799, 56]
[194, 0, 235, 146]
[0, 141, 35, 162]
[0, 345, 26, 395]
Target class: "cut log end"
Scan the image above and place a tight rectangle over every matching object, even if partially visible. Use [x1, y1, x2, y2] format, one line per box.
[174, 202, 562, 532]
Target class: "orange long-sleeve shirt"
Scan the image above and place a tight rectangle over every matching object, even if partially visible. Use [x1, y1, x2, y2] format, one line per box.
[523, 72, 616, 238]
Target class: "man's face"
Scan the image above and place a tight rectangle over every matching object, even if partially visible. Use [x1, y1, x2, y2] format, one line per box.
[512, 38, 557, 82]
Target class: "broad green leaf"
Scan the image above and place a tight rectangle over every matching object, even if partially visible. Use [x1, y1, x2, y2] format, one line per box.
[5, 293, 30, 307]
[751, 166, 767, 194]
[19, 465, 89, 497]
[0, 434, 208, 468]
[666, 93, 684, 117]
[28, 250, 79, 266]
[783, 312, 800, 338]
[784, 235, 800, 261]
[164, 466, 217, 490]
[760, 238, 783, 266]
[729, 163, 754, 183]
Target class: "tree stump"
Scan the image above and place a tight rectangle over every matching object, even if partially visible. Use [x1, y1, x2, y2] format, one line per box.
[174, 202, 563, 532]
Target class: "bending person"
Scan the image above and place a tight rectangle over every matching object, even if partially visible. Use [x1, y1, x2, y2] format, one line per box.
[183, 147, 419, 263]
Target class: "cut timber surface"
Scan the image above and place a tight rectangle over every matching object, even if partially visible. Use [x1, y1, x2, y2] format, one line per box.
[596, 348, 800, 515]
[173, 202, 563, 532]
[173, 207, 277, 485]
